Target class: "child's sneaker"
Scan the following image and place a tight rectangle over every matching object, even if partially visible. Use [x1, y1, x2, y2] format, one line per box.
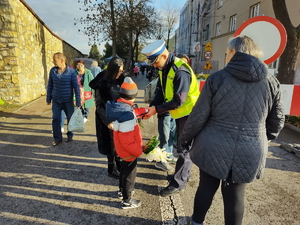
[117, 189, 135, 199]
[51, 127, 65, 133]
[117, 190, 123, 199]
[155, 161, 174, 171]
[166, 156, 178, 164]
[121, 199, 141, 209]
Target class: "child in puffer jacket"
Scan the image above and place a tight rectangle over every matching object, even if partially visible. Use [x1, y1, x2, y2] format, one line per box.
[106, 77, 148, 209]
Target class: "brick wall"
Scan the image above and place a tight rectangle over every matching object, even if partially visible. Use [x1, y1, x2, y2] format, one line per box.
[0, 0, 84, 104]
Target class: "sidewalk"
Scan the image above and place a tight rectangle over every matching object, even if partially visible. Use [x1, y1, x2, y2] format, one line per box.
[0, 78, 179, 225]
[0, 95, 51, 119]
[0, 75, 300, 224]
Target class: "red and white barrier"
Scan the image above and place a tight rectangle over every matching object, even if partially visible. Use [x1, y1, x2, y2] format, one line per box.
[199, 81, 300, 116]
[199, 81, 205, 92]
[280, 85, 300, 116]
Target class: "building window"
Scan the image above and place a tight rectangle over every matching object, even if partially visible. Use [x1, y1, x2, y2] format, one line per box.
[203, 24, 209, 41]
[250, 3, 260, 18]
[229, 14, 237, 32]
[268, 58, 279, 74]
[216, 22, 221, 36]
[207, 0, 211, 10]
[218, 0, 223, 8]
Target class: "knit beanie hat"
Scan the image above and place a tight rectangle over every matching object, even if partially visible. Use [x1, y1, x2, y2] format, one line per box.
[119, 77, 138, 100]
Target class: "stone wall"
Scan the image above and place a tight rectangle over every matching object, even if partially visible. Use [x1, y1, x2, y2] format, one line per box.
[0, 0, 84, 105]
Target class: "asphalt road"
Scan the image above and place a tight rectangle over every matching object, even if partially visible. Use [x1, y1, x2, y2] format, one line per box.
[0, 74, 299, 225]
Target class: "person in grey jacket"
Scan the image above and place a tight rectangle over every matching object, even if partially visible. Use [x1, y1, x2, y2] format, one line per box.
[181, 36, 285, 225]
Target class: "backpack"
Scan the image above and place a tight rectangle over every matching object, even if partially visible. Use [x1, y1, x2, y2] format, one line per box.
[144, 77, 158, 103]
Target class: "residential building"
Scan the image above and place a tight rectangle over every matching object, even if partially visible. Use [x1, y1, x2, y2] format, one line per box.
[177, 0, 216, 73]
[211, 0, 300, 79]
[177, 0, 300, 82]
[177, 1, 190, 56]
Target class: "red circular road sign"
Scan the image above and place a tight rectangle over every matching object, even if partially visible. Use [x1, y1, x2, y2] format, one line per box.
[234, 16, 287, 65]
[204, 51, 213, 60]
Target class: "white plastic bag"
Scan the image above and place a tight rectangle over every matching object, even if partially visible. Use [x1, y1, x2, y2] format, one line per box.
[68, 108, 85, 133]
[144, 77, 158, 103]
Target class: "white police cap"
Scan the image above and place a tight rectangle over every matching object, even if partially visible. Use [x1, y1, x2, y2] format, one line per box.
[141, 40, 166, 62]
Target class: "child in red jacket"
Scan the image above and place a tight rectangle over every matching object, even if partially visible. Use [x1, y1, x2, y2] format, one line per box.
[106, 77, 147, 209]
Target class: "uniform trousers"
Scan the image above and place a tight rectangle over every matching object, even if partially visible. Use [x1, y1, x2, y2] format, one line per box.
[169, 116, 192, 189]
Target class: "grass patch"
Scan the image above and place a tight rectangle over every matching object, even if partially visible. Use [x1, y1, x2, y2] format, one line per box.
[0, 103, 23, 116]
[285, 115, 300, 128]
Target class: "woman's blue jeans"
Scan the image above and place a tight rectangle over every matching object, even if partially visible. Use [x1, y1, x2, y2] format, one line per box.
[61, 110, 66, 127]
[157, 114, 176, 156]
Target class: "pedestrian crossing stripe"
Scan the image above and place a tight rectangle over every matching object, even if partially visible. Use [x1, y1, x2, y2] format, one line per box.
[203, 61, 212, 69]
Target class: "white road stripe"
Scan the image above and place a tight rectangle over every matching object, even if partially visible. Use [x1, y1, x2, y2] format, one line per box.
[158, 183, 187, 225]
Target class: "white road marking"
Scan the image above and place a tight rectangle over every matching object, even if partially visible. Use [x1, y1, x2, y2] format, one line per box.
[158, 183, 187, 225]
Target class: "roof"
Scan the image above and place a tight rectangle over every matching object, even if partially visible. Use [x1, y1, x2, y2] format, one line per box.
[20, 0, 84, 55]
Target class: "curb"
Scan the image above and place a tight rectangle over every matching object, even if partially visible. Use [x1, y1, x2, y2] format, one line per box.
[12, 96, 45, 113]
[284, 122, 300, 134]
[280, 142, 300, 159]
[280, 123, 300, 159]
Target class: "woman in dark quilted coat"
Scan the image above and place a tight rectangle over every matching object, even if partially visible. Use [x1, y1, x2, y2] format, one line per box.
[89, 57, 125, 178]
[181, 36, 284, 225]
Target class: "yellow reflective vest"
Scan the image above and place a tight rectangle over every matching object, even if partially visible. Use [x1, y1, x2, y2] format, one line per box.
[158, 58, 200, 119]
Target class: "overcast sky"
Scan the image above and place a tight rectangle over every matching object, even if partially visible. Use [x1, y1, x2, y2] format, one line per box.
[24, 0, 186, 55]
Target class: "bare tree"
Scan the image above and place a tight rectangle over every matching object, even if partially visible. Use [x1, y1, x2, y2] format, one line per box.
[153, 15, 167, 40]
[272, 0, 300, 84]
[76, 0, 157, 70]
[109, 0, 117, 56]
[159, 2, 180, 49]
[119, 0, 157, 71]
[76, 0, 122, 56]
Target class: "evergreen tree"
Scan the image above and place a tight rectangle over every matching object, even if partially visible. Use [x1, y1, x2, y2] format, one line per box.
[88, 44, 101, 62]
[103, 42, 112, 59]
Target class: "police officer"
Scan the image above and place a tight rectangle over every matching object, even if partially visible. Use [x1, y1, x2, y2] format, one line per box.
[142, 40, 200, 197]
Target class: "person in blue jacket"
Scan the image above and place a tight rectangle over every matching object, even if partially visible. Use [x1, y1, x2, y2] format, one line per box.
[46, 52, 81, 146]
[90, 60, 102, 77]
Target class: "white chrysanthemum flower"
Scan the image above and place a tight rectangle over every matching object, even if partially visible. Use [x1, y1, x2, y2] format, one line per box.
[144, 147, 168, 163]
